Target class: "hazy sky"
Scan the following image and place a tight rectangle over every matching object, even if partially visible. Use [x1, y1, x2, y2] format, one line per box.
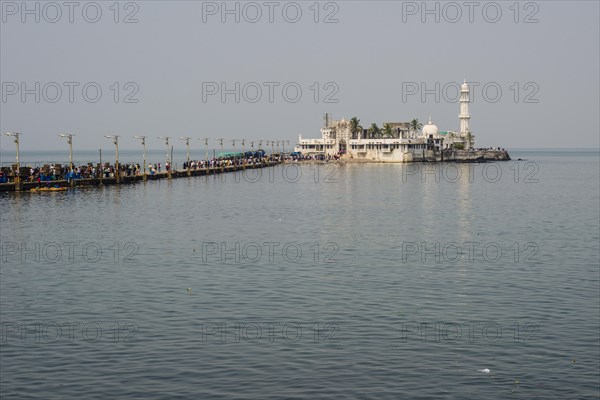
[1, 0, 599, 153]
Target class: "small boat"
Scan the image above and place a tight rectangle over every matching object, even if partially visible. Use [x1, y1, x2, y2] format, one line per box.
[30, 186, 67, 192]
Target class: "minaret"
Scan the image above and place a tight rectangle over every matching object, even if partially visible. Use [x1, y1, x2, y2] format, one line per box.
[459, 80, 470, 136]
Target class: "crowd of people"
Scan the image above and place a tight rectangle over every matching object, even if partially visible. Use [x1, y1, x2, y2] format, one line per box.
[0, 153, 290, 183]
[0, 151, 351, 184]
[288, 152, 342, 162]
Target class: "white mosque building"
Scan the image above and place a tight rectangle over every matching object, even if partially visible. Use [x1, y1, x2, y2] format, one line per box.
[295, 80, 477, 162]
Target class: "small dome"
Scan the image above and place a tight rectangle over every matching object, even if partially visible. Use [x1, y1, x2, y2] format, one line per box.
[422, 117, 439, 136]
[461, 80, 469, 91]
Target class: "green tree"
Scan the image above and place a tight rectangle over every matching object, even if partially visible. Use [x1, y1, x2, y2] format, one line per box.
[383, 123, 394, 138]
[350, 117, 363, 139]
[410, 119, 423, 137]
[368, 123, 381, 139]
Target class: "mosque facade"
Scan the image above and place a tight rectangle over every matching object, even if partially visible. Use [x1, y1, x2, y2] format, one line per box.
[295, 80, 480, 162]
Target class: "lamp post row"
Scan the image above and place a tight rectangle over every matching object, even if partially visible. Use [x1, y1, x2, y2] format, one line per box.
[3, 133, 291, 182]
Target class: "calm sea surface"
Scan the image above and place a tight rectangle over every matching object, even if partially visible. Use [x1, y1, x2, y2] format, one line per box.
[1, 150, 599, 399]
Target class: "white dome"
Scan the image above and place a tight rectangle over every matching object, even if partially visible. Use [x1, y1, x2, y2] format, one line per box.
[461, 80, 469, 91]
[422, 117, 439, 136]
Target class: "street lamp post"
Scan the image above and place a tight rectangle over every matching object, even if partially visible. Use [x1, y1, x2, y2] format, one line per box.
[104, 135, 120, 183]
[133, 135, 147, 181]
[59, 133, 75, 187]
[99, 148, 103, 185]
[283, 140, 290, 156]
[241, 139, 246, 169]
[219, 138, 224, 172]
[179, 137, 191, 176]
[157, 136, 171, 178]
[200, 138, 210, 175]
[58, 133, 75, 173]
[232, 139, 237, 171]
[277, 140, 281, 160]
[4, 132, 21, 185]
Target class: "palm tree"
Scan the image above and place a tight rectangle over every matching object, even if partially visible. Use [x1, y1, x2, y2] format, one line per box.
[368, 123, 380, 139]
[409, 119, 422, 137]
[410, 119, 423, 138]
[350, 117, 363, 139]
[383, 123, 394, 138]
